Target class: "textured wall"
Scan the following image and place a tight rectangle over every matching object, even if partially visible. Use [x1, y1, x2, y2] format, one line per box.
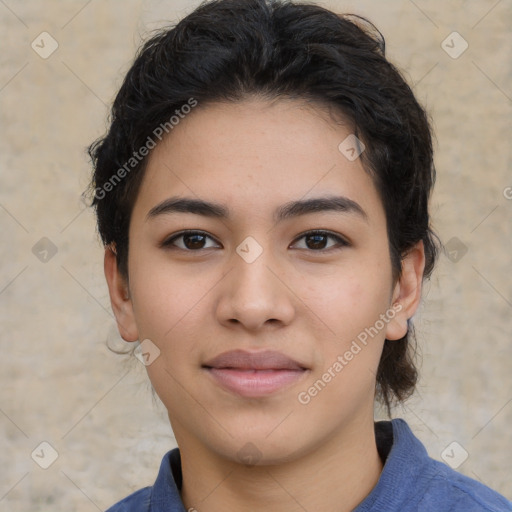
[1, 0, 511, 510]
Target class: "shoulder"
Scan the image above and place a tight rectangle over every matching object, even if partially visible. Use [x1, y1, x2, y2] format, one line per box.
[105, 486, 152, 512]
[392, 419, 512, 512]
[417, 457, 512, 512]
[361, 419, 512, 512]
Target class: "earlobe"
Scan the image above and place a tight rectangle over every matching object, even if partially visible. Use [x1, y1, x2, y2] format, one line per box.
[104, 247, 139, 342]
[385, 241, 426, 341]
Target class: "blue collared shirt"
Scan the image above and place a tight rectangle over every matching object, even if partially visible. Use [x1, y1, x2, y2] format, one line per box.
[105, 418, 512, 511]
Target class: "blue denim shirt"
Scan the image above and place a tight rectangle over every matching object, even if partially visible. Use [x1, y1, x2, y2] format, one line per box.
[105, 418, 512, 511]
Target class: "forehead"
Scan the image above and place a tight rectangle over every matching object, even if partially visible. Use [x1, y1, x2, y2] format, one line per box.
[132, 97, 385, 226]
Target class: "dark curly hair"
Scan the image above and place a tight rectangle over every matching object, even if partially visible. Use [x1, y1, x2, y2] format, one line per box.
[87, 0, 439, 414]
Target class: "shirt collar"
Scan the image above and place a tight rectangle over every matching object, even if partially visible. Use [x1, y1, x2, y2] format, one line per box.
[354, 418, 432, 511]
[149, 447, 186, 511]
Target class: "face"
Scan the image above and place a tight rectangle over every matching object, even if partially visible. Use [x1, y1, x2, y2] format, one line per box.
[106, 97, 421, 465]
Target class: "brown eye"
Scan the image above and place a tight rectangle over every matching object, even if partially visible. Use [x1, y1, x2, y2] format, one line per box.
[305, 233, 329, 250]
[161, 231, 220, 251]
[182, 233, 207, 250]
[292, 230, 349, 251]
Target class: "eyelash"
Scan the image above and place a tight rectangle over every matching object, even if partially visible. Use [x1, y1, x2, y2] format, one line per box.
[160, 229, 349, 253]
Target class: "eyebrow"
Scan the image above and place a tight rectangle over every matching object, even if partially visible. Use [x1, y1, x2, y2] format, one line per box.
[146, 195, 368, 223]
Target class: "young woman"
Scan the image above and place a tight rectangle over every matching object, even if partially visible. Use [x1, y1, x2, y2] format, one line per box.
[87, 0, 512, 510]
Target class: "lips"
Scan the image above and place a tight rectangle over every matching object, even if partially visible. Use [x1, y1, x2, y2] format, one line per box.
[203, 349, 307, 371]
[202, 350, 309, 397]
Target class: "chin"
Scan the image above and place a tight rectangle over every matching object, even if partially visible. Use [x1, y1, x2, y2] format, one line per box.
[204, 426, 312, 467]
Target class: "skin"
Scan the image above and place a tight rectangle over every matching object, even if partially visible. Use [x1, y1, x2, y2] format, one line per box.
[105, 96, 425, 512]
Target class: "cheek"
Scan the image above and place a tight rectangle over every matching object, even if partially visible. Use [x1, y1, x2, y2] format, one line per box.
[131, 267, 207, 404]
[128, 258, 220, 397]
[296, 271, 390, 412]
[300, 261, 392, 343]
[128, 241, 210, 340]
[296, 258, 393, 404]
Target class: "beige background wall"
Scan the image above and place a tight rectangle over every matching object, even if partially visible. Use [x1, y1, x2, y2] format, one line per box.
[1, 0, 511, 510]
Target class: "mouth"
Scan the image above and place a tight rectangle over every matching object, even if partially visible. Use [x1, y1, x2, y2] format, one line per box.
[202, 349, 309, 398]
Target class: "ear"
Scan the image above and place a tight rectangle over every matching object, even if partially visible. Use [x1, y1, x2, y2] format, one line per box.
[385, 241, 426, 341]
[104, 246, 139, 342]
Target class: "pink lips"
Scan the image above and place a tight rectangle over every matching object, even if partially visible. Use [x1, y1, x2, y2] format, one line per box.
[203, 350, 308, 398]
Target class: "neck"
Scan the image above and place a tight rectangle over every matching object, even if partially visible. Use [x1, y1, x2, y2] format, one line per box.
[177, 418, 383, 512]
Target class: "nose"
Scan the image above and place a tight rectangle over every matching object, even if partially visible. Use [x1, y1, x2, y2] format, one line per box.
[216, 243, 296, 332]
